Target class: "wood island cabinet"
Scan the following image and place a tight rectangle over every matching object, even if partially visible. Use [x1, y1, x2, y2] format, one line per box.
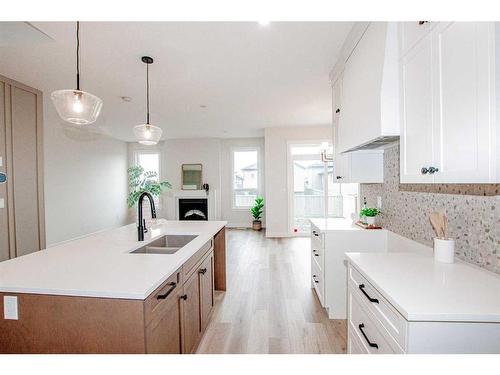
[0, 227, 227, 354]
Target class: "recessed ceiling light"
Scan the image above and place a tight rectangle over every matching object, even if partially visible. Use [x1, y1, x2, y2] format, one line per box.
[121, 96, 132, 102]
[258, 21, 270, 27]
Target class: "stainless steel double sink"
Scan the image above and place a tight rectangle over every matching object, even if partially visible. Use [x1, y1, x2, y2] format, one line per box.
[130, 234, 198, 254]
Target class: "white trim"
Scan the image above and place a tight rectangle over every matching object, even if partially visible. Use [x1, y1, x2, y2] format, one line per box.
[230, 145, 262, 210]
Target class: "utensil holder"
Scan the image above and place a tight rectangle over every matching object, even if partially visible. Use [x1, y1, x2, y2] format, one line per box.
[434, 238, 455, 263]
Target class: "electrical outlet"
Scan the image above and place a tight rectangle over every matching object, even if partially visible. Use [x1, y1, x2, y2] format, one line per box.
[0, 156, 3, 166]
[0, 198, 4, 209]
[4, 296, 18, 320]
[377, 196, 382, 209]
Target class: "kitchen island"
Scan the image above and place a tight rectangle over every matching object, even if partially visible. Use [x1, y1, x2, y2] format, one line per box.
[0, 219, 227, 354]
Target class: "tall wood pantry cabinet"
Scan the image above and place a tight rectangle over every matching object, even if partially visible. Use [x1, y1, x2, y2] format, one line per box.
[0, 75, 45, 261]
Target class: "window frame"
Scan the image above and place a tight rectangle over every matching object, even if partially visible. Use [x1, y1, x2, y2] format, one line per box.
[230, 146, 261, 210]
[134, 149, 162, 181]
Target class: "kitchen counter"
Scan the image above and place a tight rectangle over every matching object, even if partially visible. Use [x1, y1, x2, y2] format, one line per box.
[310, 217, 387, 233]
[345, 251, 500, 322]
[0, 219, 226, 300]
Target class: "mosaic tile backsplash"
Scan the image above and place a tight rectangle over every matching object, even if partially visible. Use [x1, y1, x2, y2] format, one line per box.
[360, 144, 500, 274]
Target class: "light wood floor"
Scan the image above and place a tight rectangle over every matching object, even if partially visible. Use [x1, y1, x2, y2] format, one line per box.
[197, 229, 347, 354]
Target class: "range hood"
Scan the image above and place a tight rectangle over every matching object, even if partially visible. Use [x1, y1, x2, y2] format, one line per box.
[336, 22, 401, 153]
[342, 135, 400, 153]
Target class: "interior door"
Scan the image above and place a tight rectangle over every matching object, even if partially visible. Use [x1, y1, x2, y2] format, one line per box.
[432, 22, 494, 183]
[400, 33, 434, 183]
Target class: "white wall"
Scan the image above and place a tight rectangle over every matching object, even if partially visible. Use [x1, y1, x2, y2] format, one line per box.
[44, 104, 129, 246]
[160, 138, 222, 221]
[264, 126, 331, 237]
[130, 137, 265, 227]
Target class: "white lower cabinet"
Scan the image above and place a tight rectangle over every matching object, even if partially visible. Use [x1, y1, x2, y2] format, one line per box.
[347, 263, 500, 354]
[309, 221, 388, 319]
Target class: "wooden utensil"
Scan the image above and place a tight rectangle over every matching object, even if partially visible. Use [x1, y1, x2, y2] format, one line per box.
[441, 211, 448, 239]
[430, 212, 443, 239]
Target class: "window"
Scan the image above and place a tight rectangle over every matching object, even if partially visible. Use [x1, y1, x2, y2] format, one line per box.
[232, 148, 259, 208]
[137, 152, 160, 181]
[135, 150, 161, 209]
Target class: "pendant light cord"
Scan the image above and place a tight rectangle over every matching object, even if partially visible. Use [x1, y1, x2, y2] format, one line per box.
[76, 21, 80, 90]
[146, 62, 150, 124]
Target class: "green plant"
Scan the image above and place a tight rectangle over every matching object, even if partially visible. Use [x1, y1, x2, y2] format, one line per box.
[360, 207, 380, 217]
[127, 165, 171, 208]
[251, 196, 264, 221]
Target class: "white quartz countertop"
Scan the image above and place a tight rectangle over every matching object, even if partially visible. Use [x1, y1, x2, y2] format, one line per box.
[310, 218, 386, 233]
[0, 219, 226, 300]
[346, 252, 500, 323]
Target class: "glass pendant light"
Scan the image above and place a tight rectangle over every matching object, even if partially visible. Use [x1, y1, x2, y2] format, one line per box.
[133, 56, 162, 145]
[51, 21, 103, 125]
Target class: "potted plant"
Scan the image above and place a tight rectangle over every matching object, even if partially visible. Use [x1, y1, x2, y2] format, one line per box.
[128, 165, 171, 210]
[251, 196, 264, 231]
[360, 207, 380, 226]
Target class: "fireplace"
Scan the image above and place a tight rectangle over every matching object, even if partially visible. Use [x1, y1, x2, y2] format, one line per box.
[178, 198, 208, 221]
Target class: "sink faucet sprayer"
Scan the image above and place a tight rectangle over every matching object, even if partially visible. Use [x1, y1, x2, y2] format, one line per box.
[137, 192, 157, 241]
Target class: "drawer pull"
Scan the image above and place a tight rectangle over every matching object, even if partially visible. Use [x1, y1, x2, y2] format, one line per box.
[313, 250, 319, 257]
[358, 324, 378, 349]
[312, 230, 319, 237]
[359, 284, 379, 304]
[199, 268, 207, 275]
[180, 294, 188, 301]
[156, 282, 177, 300]
[312, 274, 319, 284]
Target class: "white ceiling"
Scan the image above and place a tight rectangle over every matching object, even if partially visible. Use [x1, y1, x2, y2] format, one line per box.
[0, 22, 352, 141]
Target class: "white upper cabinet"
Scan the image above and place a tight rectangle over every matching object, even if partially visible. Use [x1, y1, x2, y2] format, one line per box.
[400, 22, 497, 183]
[333, 75, 384, 183]
[400, 21, 436, 56]
[337, 22, 400, 153]
[400, 32, 434, 183]
[432, 22, 494, 183]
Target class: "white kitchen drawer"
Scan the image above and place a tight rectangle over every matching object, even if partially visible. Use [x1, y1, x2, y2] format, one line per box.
[348, 329, 369, 354]
[348, 265, 407, 350]
[348, 291, 401, 354]
[400, 21, 436, 57]
[311, 225, 324, 249]
[311, 255, 324, 305]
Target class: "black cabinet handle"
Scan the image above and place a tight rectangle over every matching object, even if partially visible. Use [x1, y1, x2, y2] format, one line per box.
[312, 275, 319, 284]
[428, 166, 439, 174]
[359, 284, 379, 303]
[336, 176, 343, 180]
[358, 324, 378, 349]
[156, 282, 177, 300]
[335, 108, 340, 113]
[180, 294, 188, 301]
[312, 230, 319, 237]
[199, 268, 207, 275]
[418, 21, 429, 25]
[313, 250, 319, 257]
[421, 167, 429, 175]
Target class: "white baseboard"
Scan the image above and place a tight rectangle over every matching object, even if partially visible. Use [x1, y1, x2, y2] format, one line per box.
[226, 222, 266, 229]
[265, 231, 290, 238]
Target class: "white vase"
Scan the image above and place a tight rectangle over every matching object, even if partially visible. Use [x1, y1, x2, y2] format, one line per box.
[365, 216, 376, 226]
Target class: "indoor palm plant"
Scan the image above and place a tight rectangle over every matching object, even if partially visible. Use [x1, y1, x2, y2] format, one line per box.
[251, 196, 264, 231]
[127, 165, 171, 208]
